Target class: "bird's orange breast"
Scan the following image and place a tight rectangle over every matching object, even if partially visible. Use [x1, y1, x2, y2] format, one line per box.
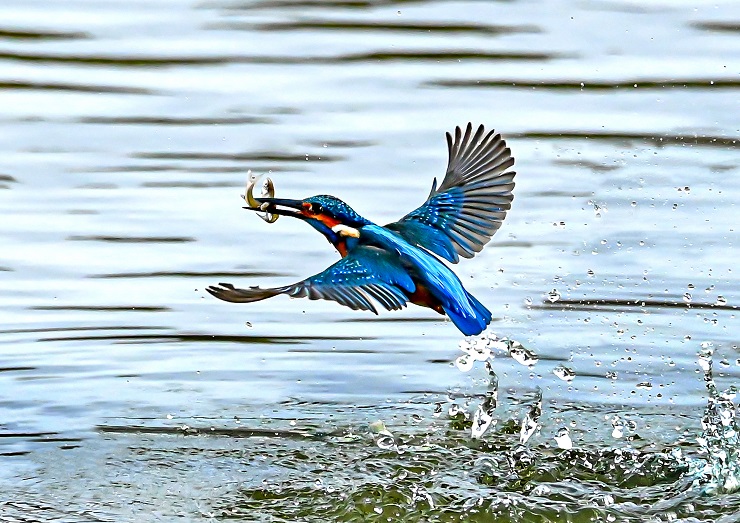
[335, 239, 348, 257]
[409, 284, 445, 315]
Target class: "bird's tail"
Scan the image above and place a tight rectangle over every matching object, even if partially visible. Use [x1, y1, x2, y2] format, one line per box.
[443, 291, 492, 336]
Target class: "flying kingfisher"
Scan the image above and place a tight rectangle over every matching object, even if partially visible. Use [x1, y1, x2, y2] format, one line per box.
[207, 123, 516, 336]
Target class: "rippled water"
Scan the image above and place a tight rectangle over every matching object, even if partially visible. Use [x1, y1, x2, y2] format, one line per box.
[1, 0, 738, 520]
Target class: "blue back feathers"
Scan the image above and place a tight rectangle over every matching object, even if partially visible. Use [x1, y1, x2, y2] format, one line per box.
[361, 225, 492, 335]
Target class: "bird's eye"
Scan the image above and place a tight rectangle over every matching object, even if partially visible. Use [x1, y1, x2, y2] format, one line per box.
[314, 204, 324, 213]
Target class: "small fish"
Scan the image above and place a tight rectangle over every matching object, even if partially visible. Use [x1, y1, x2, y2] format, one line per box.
[244, 171, 279, 223]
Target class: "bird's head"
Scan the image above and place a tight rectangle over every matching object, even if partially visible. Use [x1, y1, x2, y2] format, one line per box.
[249, 194, 370, 242]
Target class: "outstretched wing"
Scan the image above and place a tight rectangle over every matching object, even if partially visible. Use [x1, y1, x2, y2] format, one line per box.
[386, 123, 515, 263]
[207, 245, 415, 314]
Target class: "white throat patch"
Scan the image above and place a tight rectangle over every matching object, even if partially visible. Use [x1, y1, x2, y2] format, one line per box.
[331, 224, 360, 238]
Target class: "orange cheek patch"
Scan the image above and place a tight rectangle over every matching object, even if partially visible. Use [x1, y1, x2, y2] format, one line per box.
[316, 215, 341, 228]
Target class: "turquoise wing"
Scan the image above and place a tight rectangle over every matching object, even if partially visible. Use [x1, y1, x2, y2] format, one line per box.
[207, 245, 415, 314]
[387, 123, 515, 263]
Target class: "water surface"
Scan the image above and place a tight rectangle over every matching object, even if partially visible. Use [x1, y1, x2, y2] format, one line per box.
[0, 0, 738, 520]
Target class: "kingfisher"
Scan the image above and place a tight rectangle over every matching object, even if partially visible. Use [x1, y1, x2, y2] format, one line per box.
[207, 123, 516, 336]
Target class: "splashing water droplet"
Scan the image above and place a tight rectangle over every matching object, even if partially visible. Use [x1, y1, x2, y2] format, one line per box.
[699, 343, 714, 372]
[369, 420, 396, 450]
[520, 389, 542, 444]
[471, 367, 498, 439]
[471, 404, 494, 439]
[510, 344, 539, 367]
[554, 427, 573, 449]
[448, 403, 467, 419]
[410, 485, 435, 509]
[687, 343, 740, 494]
[547, 289, 561, 303]
[611, 416, 625, 438]
[553, 365, 576, 382]
[455, 354, 474, 372]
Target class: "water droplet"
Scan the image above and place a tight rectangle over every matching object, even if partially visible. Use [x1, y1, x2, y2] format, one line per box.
[611, 416, 625, 438]
[471, 404, 495, 439]
[605, 371, 618, 380]
[524, 296, 533, 306]
[716, 296, 727, 306]
[410, 485, 435, 509]
[455, 354, 474, 372]
[520, 389, 542, 444]
[684, 293, 693, 303]
[636, 382, 653, 390]
[587, 269, 595, 277]
[631, 201, 637, 207]
[553, 365, 576, 382]
[510, 344, 539, 367]
[369, 420, 396, 450]
[448, 403, 466, 419]
[547, 289, 561, 303]
[554, 427, 573, 449]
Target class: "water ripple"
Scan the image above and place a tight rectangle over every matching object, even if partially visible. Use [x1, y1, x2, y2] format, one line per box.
[88, 270, 290, 279]
[427, 78, 740, 90]
[0, 28, 89, 40]
[239, 19, 540, 36]
[0, 79, 155, 94]
[38, 333, 373, 344]
[66, 235, 196, 243]
[512, 131, 739, 148]
[78, 115, 273, 126]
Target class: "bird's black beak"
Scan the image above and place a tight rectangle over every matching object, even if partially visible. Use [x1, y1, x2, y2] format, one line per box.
[244, 197, 306, 219]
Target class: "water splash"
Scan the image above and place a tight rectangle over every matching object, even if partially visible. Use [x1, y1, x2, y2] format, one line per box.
[457, 332, 534, 369]
[471, 362, 499, 439]
[369, 420, 397, 451]
[553, 364, 576, 382]
[519, 388, 542, 445]
[554, 427, 573, 449]
[509, 344, 539, 368]
[611, 415, 625, 439]
[687, 342, 740, 494]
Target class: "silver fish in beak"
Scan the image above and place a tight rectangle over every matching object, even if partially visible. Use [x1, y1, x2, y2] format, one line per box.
[243, 171, 279, 223]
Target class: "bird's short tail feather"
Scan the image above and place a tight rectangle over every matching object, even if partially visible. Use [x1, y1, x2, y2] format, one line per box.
[443, 291, 492, 337]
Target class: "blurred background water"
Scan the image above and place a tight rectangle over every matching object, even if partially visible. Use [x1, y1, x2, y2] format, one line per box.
[0, 0, 738, 521]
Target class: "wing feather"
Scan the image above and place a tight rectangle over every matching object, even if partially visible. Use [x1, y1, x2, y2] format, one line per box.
[387, 123, 516, 263]
[207, 245, 414, 314]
